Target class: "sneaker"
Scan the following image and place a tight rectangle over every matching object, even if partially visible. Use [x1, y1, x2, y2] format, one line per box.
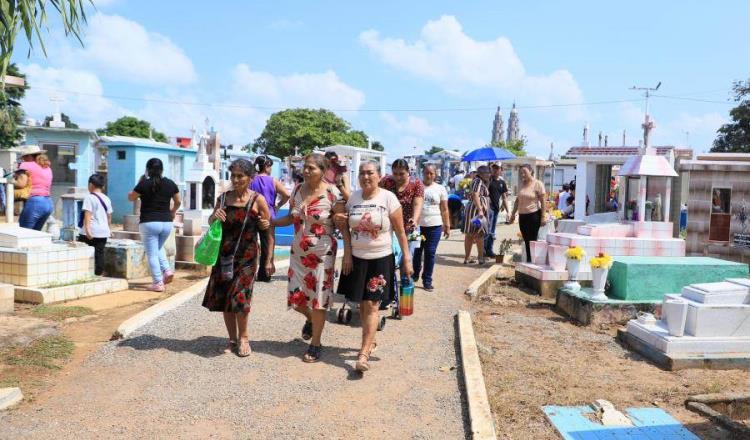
[149, 282, 165, 292]
[163, 270, 174, 284]
[424, 283, 434, 292]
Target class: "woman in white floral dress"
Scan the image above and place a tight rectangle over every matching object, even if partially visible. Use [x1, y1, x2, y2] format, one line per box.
[270, 153, 342, 363]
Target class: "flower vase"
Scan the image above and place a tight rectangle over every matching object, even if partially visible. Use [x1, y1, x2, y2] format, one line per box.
[563, 258, 581, 292]
[590, 268, 609, 301]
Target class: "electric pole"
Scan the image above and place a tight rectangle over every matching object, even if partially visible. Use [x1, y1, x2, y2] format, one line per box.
[630, 82, 661, 150]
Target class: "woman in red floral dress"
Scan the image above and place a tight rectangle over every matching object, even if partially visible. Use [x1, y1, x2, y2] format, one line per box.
[270, 153, 343, 363]
[202, 159, 273, 357]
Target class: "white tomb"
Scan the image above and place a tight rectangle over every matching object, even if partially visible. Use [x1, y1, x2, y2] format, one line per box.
[0, 225, 127, 303]
[625, 279, 750, 358]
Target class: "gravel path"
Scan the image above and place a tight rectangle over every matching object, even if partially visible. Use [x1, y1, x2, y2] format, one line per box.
[0, 237, 484, 439]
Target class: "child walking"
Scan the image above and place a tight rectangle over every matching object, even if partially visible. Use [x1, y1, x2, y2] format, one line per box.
[79, 174, 113, 276]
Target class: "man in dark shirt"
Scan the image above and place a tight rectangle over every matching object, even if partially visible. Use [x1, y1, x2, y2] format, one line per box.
[484, 163, 508, 257]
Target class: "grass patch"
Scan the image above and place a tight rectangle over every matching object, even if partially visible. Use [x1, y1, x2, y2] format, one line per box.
[40, 277, 97, 289]
[0, 336, 75, 370]
[31, 305, 94, 321]
[0, 375, 20, 388]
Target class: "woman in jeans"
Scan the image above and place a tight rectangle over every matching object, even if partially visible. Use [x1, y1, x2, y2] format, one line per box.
[413, 164, 449, 291]
[16, 145, 54, 231]
[509, 164, 547, 263]
[128, 158, 182, 292]
[250, 155, 290, 282]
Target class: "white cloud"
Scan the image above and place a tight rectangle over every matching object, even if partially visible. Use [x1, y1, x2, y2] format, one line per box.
[61, 13, 197, 85]
[230, 64, 365, 111]
[20, 63, 126, 128]
[376, 112, 485, 156]
[359, 15, 585, 120]
[380, 113, 435, 137]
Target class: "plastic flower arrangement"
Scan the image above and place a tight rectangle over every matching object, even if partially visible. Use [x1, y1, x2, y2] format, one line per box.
[407, 231, 424, 242]
[564, 246, 586, 260]
[589, 252, 613, 269]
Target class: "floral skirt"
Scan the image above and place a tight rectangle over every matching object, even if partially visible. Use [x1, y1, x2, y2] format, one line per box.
[336, 254, 396, 303]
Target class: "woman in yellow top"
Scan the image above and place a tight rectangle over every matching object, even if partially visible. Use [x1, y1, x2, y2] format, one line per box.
[508, 164, 547, 263]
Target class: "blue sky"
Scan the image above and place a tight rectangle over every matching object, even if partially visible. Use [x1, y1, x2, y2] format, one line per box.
[12, 0, 749, 158]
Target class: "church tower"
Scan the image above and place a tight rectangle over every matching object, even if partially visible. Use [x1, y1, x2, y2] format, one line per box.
[506, 102, 520, 143]
[491, 106, 504, 144]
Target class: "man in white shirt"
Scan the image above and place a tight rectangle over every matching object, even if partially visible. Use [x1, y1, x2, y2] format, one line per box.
[414, 164, 450, 291]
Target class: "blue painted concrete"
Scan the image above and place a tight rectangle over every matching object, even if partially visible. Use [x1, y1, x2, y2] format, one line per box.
[543, 405, 700, 439]
[23, 126, 98, 188]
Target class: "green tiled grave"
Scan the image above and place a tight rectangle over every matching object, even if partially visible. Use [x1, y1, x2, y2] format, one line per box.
[607, 256, 748, 301]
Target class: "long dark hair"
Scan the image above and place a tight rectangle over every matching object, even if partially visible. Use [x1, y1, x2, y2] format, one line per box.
[146, 158, 164, 193]
[254, 155, 273, 174]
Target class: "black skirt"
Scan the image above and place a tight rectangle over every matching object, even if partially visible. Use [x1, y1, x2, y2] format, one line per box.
[337, 254, 396, 303]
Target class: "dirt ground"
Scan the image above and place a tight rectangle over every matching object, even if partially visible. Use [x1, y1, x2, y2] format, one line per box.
[472, 265, 750, 439]
[0, 271, 206, 401]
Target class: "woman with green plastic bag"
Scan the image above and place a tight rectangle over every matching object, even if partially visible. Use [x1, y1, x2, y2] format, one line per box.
[201, 159, 274, 357]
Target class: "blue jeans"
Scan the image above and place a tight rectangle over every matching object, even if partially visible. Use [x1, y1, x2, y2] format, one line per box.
[484, 208, 498, 254]
[19, 196, 53, 231]
[412, 225, 442, 286]
[139, 221, 173, 283]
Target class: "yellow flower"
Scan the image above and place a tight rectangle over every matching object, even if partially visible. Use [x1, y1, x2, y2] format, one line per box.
[590, 252, 613, 269]
[552, 209, 563, 219]
[564, 246, 586, 260]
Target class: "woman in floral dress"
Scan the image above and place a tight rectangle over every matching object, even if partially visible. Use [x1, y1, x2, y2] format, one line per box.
[202, 159, 273, 357]
[270, 153, 343, 363]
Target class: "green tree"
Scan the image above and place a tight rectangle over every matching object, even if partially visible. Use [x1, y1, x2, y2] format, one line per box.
[371, 140, 384, 151]
[97, 116, 168, 142]
[251, 108, 369, 157]
[43, 112, 78, 128]
[712, 80, 750, 153]
[490, 137, 527, 157]
[424, 146, 444, 155]
[0, 63, 27, 149]
[1, 0, 91, 81]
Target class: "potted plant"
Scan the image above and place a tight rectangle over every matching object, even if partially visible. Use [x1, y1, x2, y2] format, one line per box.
[563, 246, 586, 292]
[496, 238, 512, 264]
[589, 252, 613, 301]
[626, 200, 638, 221]
[644, 200, 654, 221]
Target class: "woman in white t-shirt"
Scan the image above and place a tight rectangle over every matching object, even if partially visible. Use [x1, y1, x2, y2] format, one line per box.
[336, 161, 412, 373]
[413, 164, 449, 292]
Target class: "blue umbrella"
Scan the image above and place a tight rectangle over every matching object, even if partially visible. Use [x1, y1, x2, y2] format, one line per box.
[461, 147, 516, 162]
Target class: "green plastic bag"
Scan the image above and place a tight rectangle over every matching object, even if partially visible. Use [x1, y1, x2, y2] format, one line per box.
[194, 220, 223, 266]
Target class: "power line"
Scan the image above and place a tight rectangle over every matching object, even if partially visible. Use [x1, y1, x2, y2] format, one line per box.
[652, 94, 733, 104]
[28, 85, 644, 112]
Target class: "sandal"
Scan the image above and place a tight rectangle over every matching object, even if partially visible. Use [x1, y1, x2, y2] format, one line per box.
[223, 340, 237, 354]
[237, 339, 251, 357]
[355, 352, 370, 372]
[303, 344, 322, 363]
[301, 320, 313, 341]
